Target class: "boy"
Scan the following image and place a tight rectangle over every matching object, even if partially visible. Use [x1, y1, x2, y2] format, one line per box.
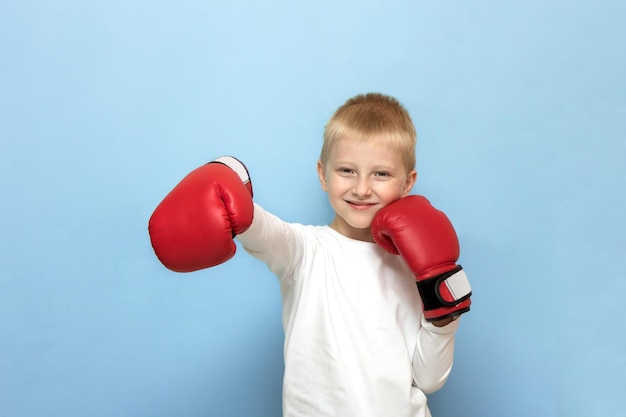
[149, 93, 472, 417]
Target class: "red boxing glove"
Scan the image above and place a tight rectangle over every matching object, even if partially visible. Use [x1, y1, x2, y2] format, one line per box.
[148, 156, 253, 272]
[372, 195, 472, 322]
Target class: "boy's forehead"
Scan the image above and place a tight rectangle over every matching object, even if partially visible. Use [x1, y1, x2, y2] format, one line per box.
[331, 134, 399, 152]
[329, 136, 406, 160]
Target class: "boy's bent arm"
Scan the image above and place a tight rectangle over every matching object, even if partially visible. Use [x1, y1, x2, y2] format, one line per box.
[412, 317, 460, 394]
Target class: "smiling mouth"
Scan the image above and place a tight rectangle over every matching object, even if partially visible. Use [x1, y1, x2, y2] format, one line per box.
[346, 200, 377, 210]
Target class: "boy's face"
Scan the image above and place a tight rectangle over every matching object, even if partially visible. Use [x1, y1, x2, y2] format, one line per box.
[317, 136, 416, 242]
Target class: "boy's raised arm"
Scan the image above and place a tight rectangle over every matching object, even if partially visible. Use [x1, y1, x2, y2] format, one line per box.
[371, 194, 472, 322]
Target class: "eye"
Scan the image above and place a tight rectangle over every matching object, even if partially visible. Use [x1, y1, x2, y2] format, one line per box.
[338, 167, 355, 175]
[374, 171, 390, 177]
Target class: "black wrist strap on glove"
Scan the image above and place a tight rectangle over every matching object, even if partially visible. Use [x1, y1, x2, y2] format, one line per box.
[416, 265, 472, 312]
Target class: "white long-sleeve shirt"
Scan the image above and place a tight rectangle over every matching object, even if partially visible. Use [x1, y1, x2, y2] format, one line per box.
[237, 204, 459, 417]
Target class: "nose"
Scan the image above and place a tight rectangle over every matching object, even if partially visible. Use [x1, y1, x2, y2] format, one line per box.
[352, 175, 372, 197]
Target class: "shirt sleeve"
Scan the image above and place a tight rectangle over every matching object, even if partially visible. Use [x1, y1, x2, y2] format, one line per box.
[236, 203, 303, 281]
[412, 316, 460, 394]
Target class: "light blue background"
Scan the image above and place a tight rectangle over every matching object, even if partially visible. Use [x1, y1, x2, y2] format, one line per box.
[1, 1, 624, 416]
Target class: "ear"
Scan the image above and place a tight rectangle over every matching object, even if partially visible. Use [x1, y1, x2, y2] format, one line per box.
[317, 160, 328, 191]
[402, 169, 417, 196]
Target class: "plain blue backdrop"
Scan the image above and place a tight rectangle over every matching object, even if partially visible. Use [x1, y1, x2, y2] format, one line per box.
[1, 1, 624, 416]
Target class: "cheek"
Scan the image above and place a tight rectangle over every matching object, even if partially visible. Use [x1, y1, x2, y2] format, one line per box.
[326, 176, 350, 192]
[372, 191, 403, 209]
[376, 183, 407, 201]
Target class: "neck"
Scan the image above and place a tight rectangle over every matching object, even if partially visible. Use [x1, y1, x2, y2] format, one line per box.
[329, 218, 374, 242]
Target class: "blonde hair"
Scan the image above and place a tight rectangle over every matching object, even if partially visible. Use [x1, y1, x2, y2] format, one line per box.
[320, 93, 417, 170]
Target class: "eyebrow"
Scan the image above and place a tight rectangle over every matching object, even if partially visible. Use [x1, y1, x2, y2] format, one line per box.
[332, 161, 398, 172]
